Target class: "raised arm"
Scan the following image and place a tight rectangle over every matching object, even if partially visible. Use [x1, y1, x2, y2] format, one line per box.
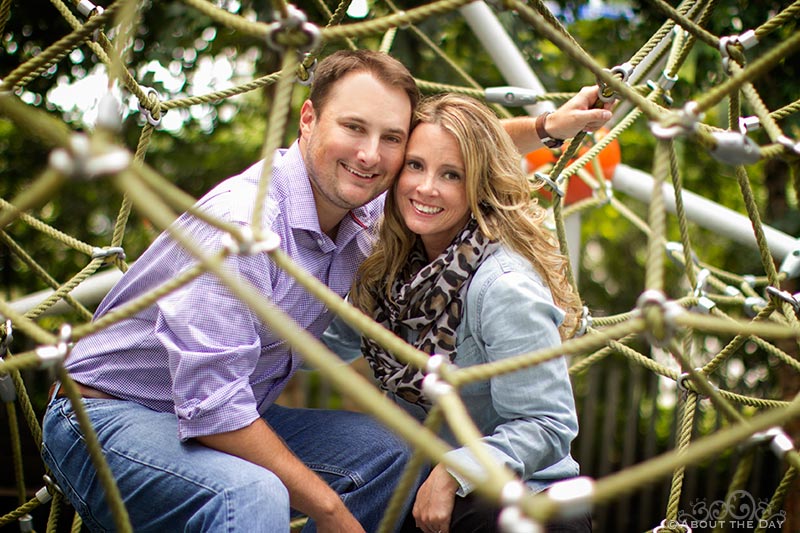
[501, 85, 613, 154]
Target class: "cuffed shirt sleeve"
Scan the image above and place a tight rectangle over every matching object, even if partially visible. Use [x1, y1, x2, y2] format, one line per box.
[155, 230, 269, 441]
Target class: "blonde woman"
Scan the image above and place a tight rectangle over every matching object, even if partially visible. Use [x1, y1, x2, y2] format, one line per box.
[324, 93, 593, 533]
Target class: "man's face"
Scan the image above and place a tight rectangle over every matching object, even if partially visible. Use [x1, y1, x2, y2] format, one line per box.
[299, 71, 412, 232]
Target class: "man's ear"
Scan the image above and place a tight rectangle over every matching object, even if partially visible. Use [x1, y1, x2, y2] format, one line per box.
[298, 100, 316, 139]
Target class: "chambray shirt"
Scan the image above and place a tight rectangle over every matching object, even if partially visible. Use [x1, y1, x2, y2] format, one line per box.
[66, 142, 382, 440]
[323, 245, 580, 495]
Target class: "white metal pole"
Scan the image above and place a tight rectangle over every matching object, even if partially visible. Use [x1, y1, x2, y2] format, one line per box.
[612, 164, 800, 261]
[9, 268, 123, 316]
[460, 2, 554, 116]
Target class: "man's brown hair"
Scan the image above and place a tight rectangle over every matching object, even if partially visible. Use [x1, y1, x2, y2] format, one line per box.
[309, 50, 420, 117]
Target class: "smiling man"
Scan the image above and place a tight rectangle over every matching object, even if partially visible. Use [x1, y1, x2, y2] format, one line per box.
[41, 50, 420, 533]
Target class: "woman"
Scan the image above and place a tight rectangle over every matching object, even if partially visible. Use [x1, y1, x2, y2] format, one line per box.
[324, 93, 590, 533]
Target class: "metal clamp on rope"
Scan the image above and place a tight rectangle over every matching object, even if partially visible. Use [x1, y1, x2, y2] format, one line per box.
[421, 354, 457, 402]
[723, 285, 741, 297]
[19, 514, 33, 533]
[265, 5, 321, 54]
[591, 178, 614, 205]
[635, 289, 683, 348]
[646, 79, 674, 106]
[485, 87, 540, 107]
[92, 246, 126, 262]
[743, 296, 766, 317]
[664, 242, 694, 268]
[77, 0, 102, 17]
[676, 368, 708, 395]
[646, 69, 678, 105]
[498, 506, 542, 533]
[709, 131, 761, 166]
[776, 134, 800, 155]
[534, 172, 564, 198]
[746, 427, 795, 459]
[426, 353, 451, 376]
[692, 296, 716, 315]
[297, 55, 317, 86]
[42, 475, 64, 497]
[421, 372, 453, 402]
[765, 286, 800, 314]
[35, 324, 72, 369]
[222, 226, 281, 256]
[658, 70, 678, 93]
[500, 480, 526, 507]
[547, 476, 595, 520]
[718, 36, 738, 74]
[738, 116, 760, 134]
[597, 62, 633, 103]
[719, 30, 759, 73]
[692, 268, 710, 298]
[574, 306, 592, 337]
[48, 134, 132, 180]
[137, 87, 163, 127]
[35, 485, 53, 504]
[689, 268, 715, 314]
[650, 101, 703, 140]
[77, 0, 104, 41]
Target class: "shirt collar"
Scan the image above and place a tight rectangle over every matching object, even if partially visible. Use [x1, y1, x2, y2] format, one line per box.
[273, 141, 384, 242]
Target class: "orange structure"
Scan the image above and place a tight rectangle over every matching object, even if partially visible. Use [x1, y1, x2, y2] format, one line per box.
[523, 128, 621, 204]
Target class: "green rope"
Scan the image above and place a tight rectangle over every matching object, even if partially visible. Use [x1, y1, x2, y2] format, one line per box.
[664, 392, 697, 523]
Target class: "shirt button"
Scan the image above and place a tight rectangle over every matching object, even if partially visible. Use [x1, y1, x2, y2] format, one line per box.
[316, 238, 324, 247]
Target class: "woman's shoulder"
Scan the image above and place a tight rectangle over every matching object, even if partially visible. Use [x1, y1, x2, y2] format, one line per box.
[469, 244, 554, 305]
[473, 244, 542, 285]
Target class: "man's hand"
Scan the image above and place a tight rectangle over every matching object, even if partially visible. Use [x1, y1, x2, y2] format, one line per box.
[412, 464, 459, 533]
[197, 419, 365, 533]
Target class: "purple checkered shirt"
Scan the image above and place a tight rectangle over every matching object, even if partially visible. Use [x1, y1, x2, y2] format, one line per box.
[65, 142, 383, 440]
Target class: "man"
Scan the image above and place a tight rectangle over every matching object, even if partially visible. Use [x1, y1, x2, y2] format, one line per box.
[42, 49, 611, 532]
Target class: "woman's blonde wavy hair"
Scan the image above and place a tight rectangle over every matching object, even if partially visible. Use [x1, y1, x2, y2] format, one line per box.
[350, 93, 582, 339]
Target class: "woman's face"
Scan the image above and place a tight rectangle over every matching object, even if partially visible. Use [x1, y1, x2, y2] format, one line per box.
[395, 122, 471, 260]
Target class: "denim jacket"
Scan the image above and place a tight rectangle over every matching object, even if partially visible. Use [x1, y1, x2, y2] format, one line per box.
[322, 245, 580, 495]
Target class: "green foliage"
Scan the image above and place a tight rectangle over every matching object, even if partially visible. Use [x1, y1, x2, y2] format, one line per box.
[1, 0, 798, 337]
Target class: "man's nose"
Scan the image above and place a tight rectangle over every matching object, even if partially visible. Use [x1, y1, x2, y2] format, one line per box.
[356, 137, 380, 166]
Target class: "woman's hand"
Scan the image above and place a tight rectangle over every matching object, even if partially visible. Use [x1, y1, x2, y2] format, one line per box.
[546, 85, 614, 140]
[412, 464, 460, 533]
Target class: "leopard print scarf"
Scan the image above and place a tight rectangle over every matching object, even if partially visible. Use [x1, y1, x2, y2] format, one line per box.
[362, 218, 495, 408]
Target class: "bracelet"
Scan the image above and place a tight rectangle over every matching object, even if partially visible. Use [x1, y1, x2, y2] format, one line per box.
[535, 111, 564, 149]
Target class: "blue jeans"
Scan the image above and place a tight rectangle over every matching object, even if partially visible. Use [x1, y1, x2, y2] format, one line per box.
[42, 390, 414, 532]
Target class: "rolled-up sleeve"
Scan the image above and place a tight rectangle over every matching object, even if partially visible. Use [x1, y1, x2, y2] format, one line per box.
[154, 223, 268, 440]
[445, 269, 579, 495]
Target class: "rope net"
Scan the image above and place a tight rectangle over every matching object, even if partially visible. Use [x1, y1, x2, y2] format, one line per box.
[1, 0, 799, 531]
